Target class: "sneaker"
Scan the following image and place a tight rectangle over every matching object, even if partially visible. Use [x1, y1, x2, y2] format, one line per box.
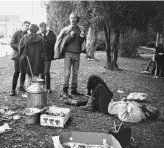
[71, 90, 84, 96]
[22, 93, 27, 98]
[10, 90, 16, 96]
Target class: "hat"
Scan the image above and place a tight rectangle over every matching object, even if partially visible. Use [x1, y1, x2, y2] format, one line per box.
[39, 22, 47, 27]
[29, 24, 39, 33]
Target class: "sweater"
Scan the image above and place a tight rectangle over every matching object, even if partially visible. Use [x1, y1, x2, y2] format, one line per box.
[65, 26, 84, 53]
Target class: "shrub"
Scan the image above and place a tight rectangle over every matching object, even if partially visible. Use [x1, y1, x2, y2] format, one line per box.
[95, 41, 105, 51]
[119, 29, 141, 57]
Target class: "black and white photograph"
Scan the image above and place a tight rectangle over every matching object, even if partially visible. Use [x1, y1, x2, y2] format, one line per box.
[0, 0, 164, 147]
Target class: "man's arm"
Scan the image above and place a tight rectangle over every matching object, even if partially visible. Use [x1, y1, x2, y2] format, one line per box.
[10, 31, 19, 51]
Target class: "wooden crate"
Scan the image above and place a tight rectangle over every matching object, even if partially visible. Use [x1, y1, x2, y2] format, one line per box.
[40, 106, 71, 128]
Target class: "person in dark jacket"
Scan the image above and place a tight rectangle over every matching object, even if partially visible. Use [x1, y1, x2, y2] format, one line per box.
[19, 24, 44, 87]
[10, 21, 30, 96]
[38, 22, 56, 93]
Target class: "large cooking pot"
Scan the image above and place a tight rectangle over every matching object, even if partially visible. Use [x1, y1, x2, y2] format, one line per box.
[26, 79, 45, 93]
[26, 78, 47, 109]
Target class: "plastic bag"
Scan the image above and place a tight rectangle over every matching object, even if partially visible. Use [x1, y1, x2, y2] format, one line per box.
[127, 92, 148, 101]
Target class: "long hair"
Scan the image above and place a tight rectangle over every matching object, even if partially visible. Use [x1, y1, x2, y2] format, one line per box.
[87, 75, 111, 95]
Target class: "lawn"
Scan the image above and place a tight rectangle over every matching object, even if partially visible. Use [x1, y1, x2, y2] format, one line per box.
[0, 52, 164, 148]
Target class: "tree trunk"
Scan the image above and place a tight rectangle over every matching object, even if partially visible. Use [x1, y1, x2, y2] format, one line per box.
[111, 29, 120, 70]
[104, 19, 113, 69]
[86, 26, 97, 59]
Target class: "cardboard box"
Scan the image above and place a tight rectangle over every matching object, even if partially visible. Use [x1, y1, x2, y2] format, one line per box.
[40, 106, 71, 128]
[52, 131, 122, 148]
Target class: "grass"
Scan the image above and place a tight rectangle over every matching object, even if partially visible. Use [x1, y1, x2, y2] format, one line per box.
[0, 52, 164, 148]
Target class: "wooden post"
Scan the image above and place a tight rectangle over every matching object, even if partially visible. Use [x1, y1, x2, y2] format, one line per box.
[156, 32, 159, 47]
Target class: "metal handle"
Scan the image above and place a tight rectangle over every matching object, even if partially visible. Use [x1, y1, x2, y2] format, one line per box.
[26, 55, 34, 80]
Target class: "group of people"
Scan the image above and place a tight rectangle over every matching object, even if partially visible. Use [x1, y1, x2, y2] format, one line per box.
[9, 12, 85, 97]
[10, 21, 56, 96]
[8, 12, 160, 125]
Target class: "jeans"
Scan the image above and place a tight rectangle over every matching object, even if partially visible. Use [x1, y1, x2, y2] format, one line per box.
[63, 52, 80, 89]
[11, 60, 25, 91]
[40, 61, 51, 89]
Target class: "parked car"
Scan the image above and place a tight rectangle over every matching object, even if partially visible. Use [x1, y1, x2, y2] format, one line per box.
[0, 38, 11, 45]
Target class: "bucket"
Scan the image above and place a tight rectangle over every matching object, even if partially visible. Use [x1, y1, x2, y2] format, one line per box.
[25, 114, 40, 124]
[24, 108, 40, 124]
[27, 91, 47, 109]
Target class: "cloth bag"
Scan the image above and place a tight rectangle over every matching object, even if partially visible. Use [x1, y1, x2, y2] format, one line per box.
[108, 125, 131, 147]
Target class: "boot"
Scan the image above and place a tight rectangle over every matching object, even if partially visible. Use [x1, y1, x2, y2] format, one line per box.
[10, 72, 19, 96]
[10, 90, 16, 96]
[45, 73, 52, 93]
[80, 96, 95, 112]
[18, 73, 26, 93]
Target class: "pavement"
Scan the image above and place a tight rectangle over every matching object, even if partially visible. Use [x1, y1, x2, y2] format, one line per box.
[138, 46, 155, 58]
[0, 45, 12, 58]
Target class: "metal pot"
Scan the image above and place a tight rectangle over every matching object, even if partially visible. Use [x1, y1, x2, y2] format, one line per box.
[24, 108, 41, 124]
[26, 79, 44, 93]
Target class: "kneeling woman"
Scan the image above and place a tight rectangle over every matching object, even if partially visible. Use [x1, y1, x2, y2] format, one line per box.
[64, 84, 159, 123]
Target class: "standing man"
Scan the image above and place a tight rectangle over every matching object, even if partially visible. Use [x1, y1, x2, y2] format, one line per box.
[38, 22, 56, 93]
[10, 21, 30, 96]
[54, 13, 85, 96]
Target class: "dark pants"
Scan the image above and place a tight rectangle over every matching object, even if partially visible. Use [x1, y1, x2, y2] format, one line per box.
[77, 84, 113, 114]
[12, 60, 25, 91]
[40, 61, 51, 90]
[155, 54, 164, 77]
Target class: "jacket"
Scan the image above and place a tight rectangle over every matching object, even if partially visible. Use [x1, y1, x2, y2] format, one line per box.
[19, 33, 44, 76]
[38, 30, 56, 61]
[10, 29, 27, 60]
[54, 25, 86, 59]
[108, 100, 146, 123]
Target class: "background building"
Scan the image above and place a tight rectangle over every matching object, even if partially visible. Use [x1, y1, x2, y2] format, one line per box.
[0, 15, 21, 38]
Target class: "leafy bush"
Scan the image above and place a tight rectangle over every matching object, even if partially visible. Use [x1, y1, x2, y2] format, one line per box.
[95, 41, 105, 51]
[119, 29, 141, 57]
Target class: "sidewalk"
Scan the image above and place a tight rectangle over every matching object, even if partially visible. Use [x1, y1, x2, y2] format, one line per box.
[0, 45, 12, 57]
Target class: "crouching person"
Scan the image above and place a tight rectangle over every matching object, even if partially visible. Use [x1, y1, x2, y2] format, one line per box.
[19, 24, 44, 88]
[64, 84, 159, 123]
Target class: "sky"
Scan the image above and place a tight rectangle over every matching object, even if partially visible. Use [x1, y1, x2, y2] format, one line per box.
[0, 0, 47, 25]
